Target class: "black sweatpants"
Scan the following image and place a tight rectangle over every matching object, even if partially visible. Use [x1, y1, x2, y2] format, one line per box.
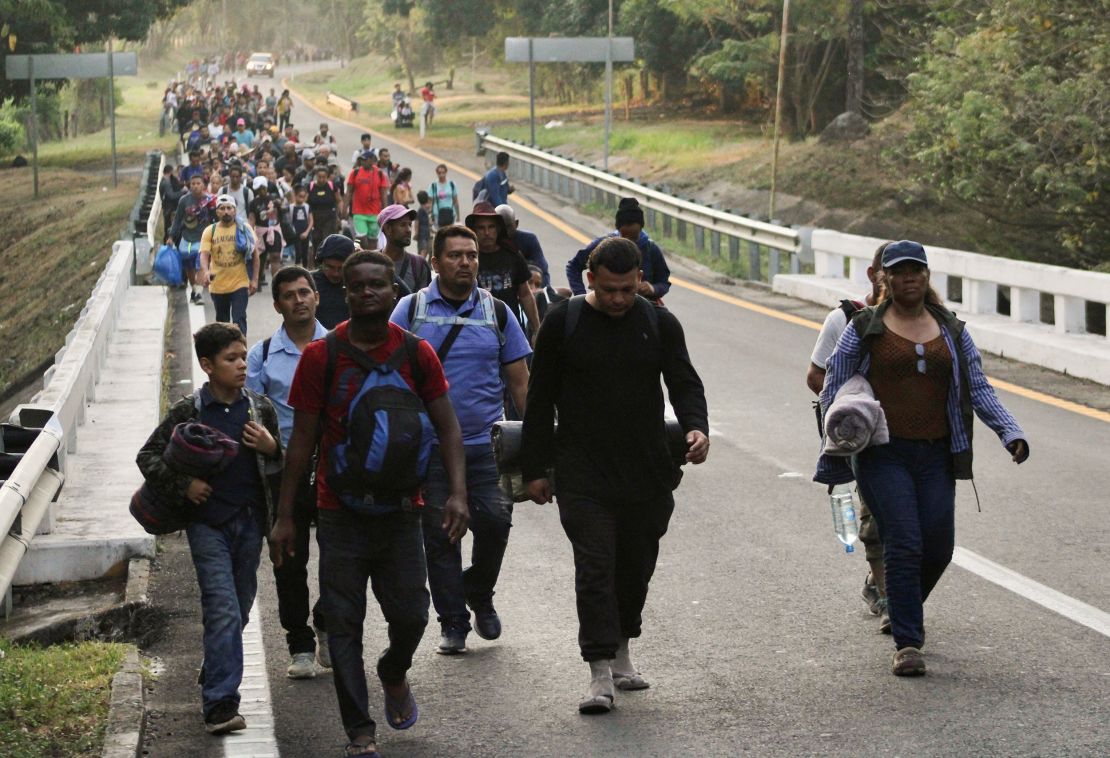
[270, 472, 324, 655]
[557, 490, 675, 662]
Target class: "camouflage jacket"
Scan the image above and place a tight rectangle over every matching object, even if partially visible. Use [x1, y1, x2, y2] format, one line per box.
[136, 387, 283, 529]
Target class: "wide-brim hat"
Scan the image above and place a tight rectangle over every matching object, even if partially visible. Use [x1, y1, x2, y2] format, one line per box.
[465, 201, 505, 232]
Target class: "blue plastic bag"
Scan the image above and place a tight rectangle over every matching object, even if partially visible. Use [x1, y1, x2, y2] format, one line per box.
[153, 243, 183, 286]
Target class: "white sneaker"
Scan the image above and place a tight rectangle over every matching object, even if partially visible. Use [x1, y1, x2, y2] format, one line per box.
[287, 651, 316, 679]
[315, 626, 332, 669]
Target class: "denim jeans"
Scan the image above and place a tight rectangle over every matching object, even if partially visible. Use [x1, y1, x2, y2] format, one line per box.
[317, 507, 429, 742]
[421, 444, 513, 630]
[854, 437, 955, 649]
[557, 490, 675, 662]
[186, 507, 263, 718]
[211, 287, 249, 336]
[271, 472, 324, 655]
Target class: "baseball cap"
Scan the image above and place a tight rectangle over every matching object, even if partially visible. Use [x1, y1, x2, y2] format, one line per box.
[252, 175, 268, 190]
[360, 149, 375, 161]
[236, 117, 246, 125]
[316, 234, 355, 262]
[881, 240, 928, 268]
[378, 204, 417, 228]
[215, 194, 237, 208]
[302, 149, 315, 160]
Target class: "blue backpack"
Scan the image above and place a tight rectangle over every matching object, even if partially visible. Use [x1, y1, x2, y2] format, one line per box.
[324, 331, 435, 513]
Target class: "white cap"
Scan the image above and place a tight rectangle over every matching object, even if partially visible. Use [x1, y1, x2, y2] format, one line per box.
[252, 175, 268, 190]
[215, 194, 237, 208]
[302, 149, 315, 160]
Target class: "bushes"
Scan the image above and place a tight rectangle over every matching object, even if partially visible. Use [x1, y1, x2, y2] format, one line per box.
[0, 117, 25, 154]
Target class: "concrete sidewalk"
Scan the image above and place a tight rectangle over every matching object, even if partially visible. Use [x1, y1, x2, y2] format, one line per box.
[14, 286, 166, 585]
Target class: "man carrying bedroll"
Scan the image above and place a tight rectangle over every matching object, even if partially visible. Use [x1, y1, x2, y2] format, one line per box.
[390, 224, 532, 656]
[271, 250, 469, 757]
[520, 236, 710, 715]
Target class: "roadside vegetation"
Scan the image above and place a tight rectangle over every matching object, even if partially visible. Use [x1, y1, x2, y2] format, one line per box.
[0, 639, 127, 757]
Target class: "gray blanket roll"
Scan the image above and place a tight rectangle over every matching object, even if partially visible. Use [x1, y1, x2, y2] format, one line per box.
[822, 374, 890, 455]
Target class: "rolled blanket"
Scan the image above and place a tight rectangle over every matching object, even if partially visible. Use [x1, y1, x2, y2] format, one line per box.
[162, 422, 240, 479]
[130, 482, 191, 535]
[492, 420, 689, 474]
[822, 374, 890, 456]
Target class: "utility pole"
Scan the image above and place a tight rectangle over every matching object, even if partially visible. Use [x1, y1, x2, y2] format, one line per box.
[769, 0, 790, 220]
[108, 38, 118, 188]
[603, 0, 613, 171]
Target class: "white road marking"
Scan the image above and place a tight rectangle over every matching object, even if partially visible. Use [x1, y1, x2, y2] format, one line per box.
[188, 301, 281, 756]
[953, 547, 1110, 639]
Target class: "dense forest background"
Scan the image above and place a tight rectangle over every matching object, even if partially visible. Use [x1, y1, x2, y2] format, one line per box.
[1, 0, 1107, 267]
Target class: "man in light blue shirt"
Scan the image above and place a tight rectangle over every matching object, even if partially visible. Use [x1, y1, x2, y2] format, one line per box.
[390, 224, 531, 655]
[246, 265, 329, 679]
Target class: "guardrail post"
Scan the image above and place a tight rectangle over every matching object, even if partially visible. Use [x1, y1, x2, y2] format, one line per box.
[711, 231, 721, 259]
[1009, 286, 1040, 323]
[677, 218, 687, 243]
[662, 214, 672, 237]
[768, 249, 781, 282]
[729, 237, 740, 263]
[694, 225, 704, 252]
[966, 280, 999, 315]
[1054, 296, 1085, 334]
[747, 241, 761, 281]
[646, 207, 656, 232]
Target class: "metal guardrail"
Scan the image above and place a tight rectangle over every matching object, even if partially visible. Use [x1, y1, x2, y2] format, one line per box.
[327, 90, 359, 112]
[1, 239, 137, 606]
[132, 150, 164, 277]
[476, 130, 802, 280]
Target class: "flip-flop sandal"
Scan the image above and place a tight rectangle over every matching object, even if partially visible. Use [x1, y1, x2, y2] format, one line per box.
[612, 672, 650, 691]
[383, 681, 419, 730]
[578, 694, 614, 715]
[343, 737, 380, 757]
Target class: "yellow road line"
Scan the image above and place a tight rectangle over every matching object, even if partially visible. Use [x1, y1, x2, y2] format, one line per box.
[288, 80, 1110, 426]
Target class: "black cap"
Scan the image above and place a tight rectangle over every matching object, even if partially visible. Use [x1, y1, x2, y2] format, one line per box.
[615, 197, 645, 229]
[315, 234, 355, 263]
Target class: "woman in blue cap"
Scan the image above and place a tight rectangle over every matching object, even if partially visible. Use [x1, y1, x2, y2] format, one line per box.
[815, 240, 1029, 677]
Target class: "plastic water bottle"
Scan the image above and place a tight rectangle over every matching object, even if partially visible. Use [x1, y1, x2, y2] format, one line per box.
[829, 484, 859, 553]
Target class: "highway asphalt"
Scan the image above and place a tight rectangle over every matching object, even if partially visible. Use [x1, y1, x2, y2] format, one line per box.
[140, 64, 1110, 757]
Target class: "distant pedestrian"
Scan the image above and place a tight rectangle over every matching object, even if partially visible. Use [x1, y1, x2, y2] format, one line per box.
[137, 323, 281, 736]
[415, 191, 433, 257]
[377, 204, 431, 297]
[566, 198, 670, 303]
[345, 152, 390, 248]
[247, 267, 330, 680]
[464, 202, 540, 343]
[479, 152, 511, 206]
[308, 166, 344, 253]
[420, 81, 436, 126]
[428, 163, 460, 227]
[167, 173, 214, 305]
[271, 250, 469, 757]
[311, 234, 353, 330]
[816, 240, 1029, 677]
[200, 194, 257, 336]
[495, 204, 550, 287]
[520, 237, 710, 714]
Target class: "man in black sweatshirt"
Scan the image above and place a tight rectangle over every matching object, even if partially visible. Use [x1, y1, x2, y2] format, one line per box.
[520, 236, 710, 716]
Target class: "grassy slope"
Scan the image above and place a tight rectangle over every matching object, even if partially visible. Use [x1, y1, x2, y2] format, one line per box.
[0, 640, 127, 757]
[0, 52, 185, 397]
[299, 54, 1050, 262]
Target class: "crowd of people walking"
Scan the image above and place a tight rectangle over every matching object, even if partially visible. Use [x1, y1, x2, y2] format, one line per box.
[143, 62, 1028, 757]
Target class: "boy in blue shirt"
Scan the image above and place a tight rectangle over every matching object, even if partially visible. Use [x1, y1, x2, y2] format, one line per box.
[137, 323, 282, 735]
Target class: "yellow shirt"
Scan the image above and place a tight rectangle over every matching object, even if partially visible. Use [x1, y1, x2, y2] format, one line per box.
[200, 221, 255, 295]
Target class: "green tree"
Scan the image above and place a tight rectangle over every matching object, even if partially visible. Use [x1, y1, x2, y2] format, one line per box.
[906, 0, 1110, 266]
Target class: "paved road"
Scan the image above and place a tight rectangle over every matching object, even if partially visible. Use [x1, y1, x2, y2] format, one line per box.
[142, 63, 1110, 757]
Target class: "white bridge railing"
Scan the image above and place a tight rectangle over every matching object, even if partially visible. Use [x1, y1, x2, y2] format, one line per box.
[0, 240, 137, 607]
[477, 129, 1110, 385]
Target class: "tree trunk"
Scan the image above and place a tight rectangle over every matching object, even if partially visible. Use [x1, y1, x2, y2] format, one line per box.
[845, 0, 864, 114]
[396, 31, 416, 94]
[639, 69, 650, 101]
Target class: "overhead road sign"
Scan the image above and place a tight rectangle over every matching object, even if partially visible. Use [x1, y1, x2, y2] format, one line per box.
[505, 37, 635, 167]
[5, 52, 138, 79]
[505, 37, 634, 64]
